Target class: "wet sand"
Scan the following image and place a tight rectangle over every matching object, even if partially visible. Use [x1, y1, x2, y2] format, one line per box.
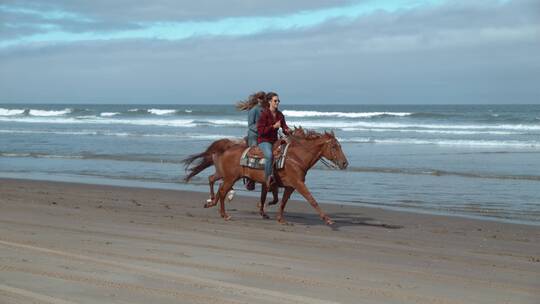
[0, 178, 538, 304]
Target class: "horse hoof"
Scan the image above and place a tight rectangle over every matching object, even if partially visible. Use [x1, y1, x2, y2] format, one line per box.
[222, 214, 232, 221]
[261, 213, 270, 219]
[277, 218, 287, 225]
[325, 219, 335, 225]
[204, 202, 216, 208]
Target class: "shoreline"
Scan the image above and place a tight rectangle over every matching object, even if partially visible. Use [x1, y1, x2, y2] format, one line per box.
[1, 177, 539, 303]
[1, 173, 537, 227]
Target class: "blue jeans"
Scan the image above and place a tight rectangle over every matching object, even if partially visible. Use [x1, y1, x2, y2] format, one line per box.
[258, 142, 273, 180]
[247, 131, 258, 147]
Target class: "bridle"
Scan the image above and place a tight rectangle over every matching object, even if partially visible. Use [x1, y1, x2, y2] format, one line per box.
[287, 132, 341, 170]
[320, 138, 341, 169]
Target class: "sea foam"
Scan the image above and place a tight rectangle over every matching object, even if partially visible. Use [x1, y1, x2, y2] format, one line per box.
[148, 109, 176, 115]
[29, 108, 72, 116]
[292, 120, 540, 131]
[0, 108, 26, 116]
[100, 112, 120, 117]
[283, 110, 411, 118]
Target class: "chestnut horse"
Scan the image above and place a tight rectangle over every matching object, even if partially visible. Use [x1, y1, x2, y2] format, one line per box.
[183, 128, 348, 225]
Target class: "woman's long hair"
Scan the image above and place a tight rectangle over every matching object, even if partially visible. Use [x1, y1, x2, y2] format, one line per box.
[236, 91, 266, 111]
[263, 92, 278, 109]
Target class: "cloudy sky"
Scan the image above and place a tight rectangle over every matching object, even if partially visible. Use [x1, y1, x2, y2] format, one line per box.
[0, 0, 538, 104]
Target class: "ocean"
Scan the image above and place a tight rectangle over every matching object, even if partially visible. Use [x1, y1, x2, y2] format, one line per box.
[1, 103, 539, 225]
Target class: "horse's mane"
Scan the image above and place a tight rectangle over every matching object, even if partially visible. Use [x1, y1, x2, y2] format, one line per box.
[290, 126, 334, 141]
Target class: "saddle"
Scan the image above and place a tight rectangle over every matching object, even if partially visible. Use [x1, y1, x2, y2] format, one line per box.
[240, 140, 289, 170]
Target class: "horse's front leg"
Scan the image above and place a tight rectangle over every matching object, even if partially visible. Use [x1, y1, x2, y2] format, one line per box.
[294, 182, 334, 225]
[259, 184, 270, 219]
[277, 187, 295, 224]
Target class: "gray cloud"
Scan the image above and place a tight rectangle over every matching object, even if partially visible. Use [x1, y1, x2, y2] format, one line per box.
[1, 0, 538, 104]
[1, 0, 354, 34]
[1, 0, 358, 45]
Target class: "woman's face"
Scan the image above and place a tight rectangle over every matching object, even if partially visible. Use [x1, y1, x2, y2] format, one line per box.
[270, 96, 280, 109]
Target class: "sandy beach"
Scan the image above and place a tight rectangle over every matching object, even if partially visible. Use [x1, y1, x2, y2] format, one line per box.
[0, 178, 538, 304]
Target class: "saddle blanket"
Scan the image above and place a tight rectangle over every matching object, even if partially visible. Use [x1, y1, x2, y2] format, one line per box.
[239, 143, 290, 170]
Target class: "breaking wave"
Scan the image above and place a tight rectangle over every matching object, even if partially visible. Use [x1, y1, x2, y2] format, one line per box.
[100, 112, 120, 117]
[148, 109, 177, 115]
[28, 108, 72, 116]
[0, 108, 26, 116]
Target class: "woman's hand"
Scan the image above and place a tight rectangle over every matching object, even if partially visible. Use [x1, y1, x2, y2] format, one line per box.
[273, 121, 281, 129]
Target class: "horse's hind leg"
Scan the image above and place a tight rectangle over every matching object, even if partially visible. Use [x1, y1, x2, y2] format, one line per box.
[277, 187, 295, 224]
[204, 175, 220, 208]
[217, 178, 235, 220]
[207, 174, 220, 204]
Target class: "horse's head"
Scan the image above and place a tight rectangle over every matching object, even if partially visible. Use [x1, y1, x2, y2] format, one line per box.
[321, 131, 348, 170]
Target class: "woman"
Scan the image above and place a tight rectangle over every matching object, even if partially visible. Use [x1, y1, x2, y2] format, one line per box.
[257, 92, 290, 187]
[236, 91, 266, 191]
[236, 91, 267, 147]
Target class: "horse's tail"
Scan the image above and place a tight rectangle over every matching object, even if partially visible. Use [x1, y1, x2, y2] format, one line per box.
[182, 138, 241, 182]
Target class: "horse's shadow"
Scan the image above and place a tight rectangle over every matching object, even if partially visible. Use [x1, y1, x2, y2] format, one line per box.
[263, 211, 403, 231]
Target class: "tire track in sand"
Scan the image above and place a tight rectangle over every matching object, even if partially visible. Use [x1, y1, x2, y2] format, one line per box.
[0, 284, 78, 304]
[0, 265, 240, 304]
[0, 239, 340, 304]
